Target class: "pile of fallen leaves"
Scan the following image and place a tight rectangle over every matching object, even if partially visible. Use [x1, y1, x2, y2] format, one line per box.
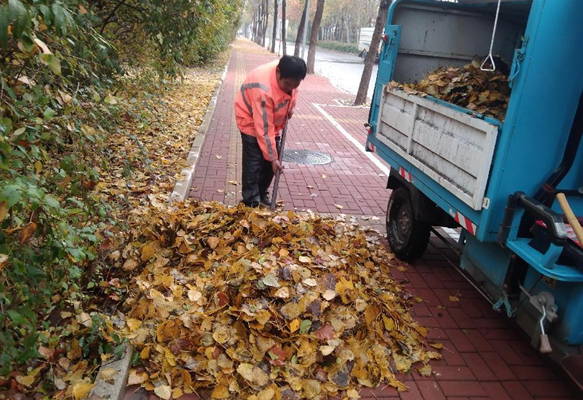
[391, 61, 510, 121]
[95, 61, 224, 215]
[114, 201, 440, 400]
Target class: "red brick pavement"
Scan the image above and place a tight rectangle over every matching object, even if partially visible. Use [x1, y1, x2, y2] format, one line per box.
[189, 40, 389, 216]
[130, 40, 579, 399]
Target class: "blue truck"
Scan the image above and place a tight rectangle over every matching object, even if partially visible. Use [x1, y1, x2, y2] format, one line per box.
[366, 0, 583, 388]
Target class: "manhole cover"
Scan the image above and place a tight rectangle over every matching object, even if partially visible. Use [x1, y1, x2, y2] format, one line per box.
[282, 149, 332, 165]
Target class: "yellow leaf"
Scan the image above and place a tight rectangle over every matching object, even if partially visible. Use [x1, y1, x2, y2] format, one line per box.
[319, 345, 335, 356]
[335, 277, 355, 304]
[280, 303, 302, 320]
[126, 318, 142, 332]
[289, 319, 300, 333]
[418, 364, 432, 377]
[303, 379, 321, 398]
[274, 287, 290, 299]
[322, 289, 336, 301]
[213, 325, 230, 344]
[0, 202, 9, 221]
[140, 346, 151, 360]
[257, 387, 275, 400]
[100, 367, 117, 383]
[207, 236, 220, 249]
[255, 309, 271, 326]
[33, 38, 52, 54]
[154, 385, 172, 400]
[298, 256, 311, 264]
[237, 363, 269, 386]
[172, 387, 184, 399]
[127, 369, 148, 385]
[104, 94, 118, 105]
[392, 353, 412, 372]
[72, 381, 94, 400]
[141, 241, 160, 262]
[15, 374, 35, 387]
[188, 288, 202, 302]
[211, 384, 230, 399]
[122, 258, 138, 271]
[77, 312, 93, 328]
[449, 295, 460, 302]
[430, 342, 444, 349]
[382, 316, 395, 331]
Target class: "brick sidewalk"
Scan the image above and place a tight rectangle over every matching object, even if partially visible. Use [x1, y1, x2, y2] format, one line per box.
[189, 40, 390, 216]
[126, 40, 578, 399]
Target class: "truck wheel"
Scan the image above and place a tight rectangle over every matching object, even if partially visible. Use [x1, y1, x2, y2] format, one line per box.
[386, 187, 431, 261]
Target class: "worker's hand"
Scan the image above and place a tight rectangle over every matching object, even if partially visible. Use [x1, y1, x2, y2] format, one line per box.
[272, 159, 283, 174]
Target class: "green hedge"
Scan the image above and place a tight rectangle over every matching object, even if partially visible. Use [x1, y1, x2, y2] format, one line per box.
[0, 0, 241, 377]
[318, 40, 360, 55]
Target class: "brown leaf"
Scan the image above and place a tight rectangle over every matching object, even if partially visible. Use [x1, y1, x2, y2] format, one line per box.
[19, 222, 37, 244]
[314, 324, 335, 340]
[122, 258, 138, 271]
[207, 236, 220, 249]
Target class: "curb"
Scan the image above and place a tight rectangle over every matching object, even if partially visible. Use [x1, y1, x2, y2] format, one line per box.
[89, 344, 133, 400]
[170, 55, 231, 203]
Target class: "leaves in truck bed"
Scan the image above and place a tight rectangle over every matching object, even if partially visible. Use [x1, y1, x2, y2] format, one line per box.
[389, 61, 510, 121]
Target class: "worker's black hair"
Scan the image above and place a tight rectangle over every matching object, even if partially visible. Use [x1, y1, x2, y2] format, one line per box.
[277, 55, 307, 80]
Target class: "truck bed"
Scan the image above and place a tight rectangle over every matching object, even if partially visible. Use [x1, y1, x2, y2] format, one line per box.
[376, 87, 499, 211]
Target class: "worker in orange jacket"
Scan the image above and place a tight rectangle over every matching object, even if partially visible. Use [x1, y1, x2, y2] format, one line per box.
[235, 55, 307, 207]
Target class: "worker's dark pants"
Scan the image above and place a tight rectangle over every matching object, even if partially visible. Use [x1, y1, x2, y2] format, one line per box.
[241, 133, 280, 207]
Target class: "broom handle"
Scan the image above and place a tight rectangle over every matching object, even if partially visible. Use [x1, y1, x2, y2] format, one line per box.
[556, 193, 583, 245]
[270, 121, 289, 211]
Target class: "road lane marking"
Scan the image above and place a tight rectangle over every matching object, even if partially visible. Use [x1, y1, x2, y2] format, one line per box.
[312, 103, 390, 176]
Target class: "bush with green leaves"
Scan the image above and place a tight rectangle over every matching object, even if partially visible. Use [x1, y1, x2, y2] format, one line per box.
[0, 0, 241, 377]
[317, 40, 360, 55]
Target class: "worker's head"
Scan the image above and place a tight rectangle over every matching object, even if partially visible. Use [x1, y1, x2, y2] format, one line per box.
[276, 55, 307, 94]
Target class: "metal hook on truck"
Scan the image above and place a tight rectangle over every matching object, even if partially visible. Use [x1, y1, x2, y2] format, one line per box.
[366, 0, 583, 390]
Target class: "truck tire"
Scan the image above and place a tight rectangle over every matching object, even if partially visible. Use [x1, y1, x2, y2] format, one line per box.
[386, 187, 431, 261]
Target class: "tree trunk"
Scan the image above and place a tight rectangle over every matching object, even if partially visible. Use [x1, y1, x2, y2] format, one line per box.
[253, 12, 257, 42]
[307, 0, 325, 74]
[281, 0, 287, 55]
[294, 0, 308, 57]
[262, 0, 269, 47]
[271, 0, 278, 52]
[345, 18, 350, 43]
[354, 0, 389, 105]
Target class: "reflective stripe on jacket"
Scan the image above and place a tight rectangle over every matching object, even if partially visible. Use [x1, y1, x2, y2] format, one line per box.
[235, 60, 297, 162]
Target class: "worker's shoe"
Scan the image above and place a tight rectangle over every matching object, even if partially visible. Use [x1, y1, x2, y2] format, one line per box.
[260, 195, 272, 208]
[242, 200, 260, 208]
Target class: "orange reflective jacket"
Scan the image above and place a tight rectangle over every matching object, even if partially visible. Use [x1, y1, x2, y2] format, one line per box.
[235, 60, 297, 162]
